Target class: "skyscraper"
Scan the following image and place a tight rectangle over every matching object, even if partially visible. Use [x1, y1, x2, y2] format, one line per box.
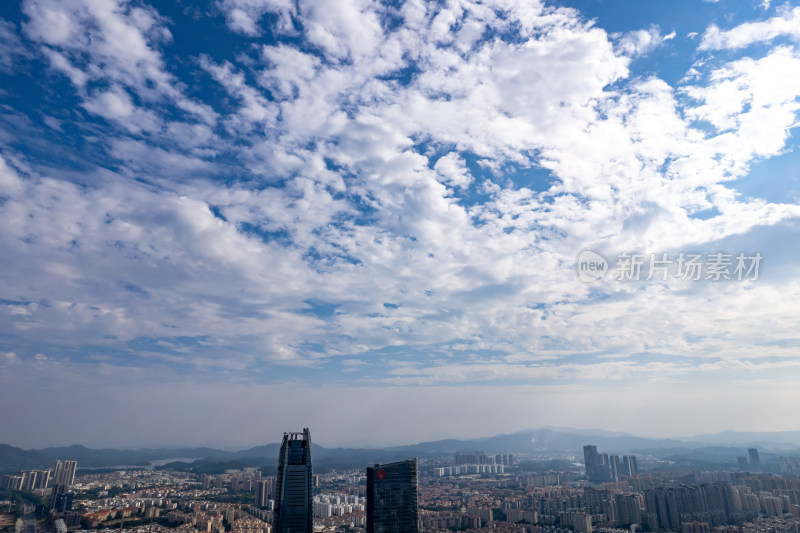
[748, 448, 760, 467]
[367, 459, 419, 533]
[274, 429, 313, 533]
[583, 445, 599, 482]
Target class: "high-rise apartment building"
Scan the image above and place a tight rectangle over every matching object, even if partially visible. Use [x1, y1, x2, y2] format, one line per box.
[37, 469, 50, 490]
[609, 455, 620, 482]
[573, 512, 592, 533]
[256, 479, 271, 508]
[366, 459, 419, 533]
[747, 448, 760, 467]
[583, 445, 600, 482]
[52, 460, 77, 487]
[49, 460, 77, 511]
[274, 428, 313, 533]
[621, 455, 638, 476]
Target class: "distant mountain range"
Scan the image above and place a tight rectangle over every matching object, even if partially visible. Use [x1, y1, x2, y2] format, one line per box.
[678, 430, 800, 448]
[2, 428, 799, 473]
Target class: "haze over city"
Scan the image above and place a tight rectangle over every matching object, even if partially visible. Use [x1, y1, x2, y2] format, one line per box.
[1, 0, 800, 450]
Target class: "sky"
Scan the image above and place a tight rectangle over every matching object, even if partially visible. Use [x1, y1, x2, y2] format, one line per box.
[1, 0, 800, 450]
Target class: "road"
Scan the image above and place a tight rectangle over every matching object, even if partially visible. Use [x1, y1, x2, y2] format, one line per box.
[20, 503, 37, 533]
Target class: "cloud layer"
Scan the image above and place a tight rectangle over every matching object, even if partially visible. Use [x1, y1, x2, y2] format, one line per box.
[1, 0, 800, 446]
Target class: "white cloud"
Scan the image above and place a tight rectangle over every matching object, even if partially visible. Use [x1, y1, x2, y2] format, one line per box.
[682, 46, 800, 159]
[615, 26, 672, 57]
[0, 19, 30, 74]
[24, 0, 173, 95]
[298, 0, 385, 60]
[23, 0, 214, 131]
[699, 6, 800, 50]
[82, 86, 160, 132]
[217, 0, 296, 36]
[0, 154, 24, 196]
[259, 44, 321, 99]
[434, 152, 472, 189]
[201, 58, 277, 129]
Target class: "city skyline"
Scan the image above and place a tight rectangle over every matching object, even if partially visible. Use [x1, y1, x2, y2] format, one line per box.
[2, 0, 800, 449]
[7, 442, 800, 533]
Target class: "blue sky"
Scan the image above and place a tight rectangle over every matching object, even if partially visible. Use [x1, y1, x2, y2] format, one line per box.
[1, 0, 800, 449]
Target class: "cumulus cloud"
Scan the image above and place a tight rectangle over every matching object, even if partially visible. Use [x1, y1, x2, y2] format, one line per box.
[699, 6, 800, 50]
[23, 0, 215, 130]
[24, 0, 174, 95]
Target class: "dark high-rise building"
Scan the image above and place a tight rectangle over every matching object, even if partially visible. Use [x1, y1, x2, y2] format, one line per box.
[584, 445, 600, 482]
[274, 428, 313, 533]
[747, 448, 760, 467]
[54, 492, 73, 513]
[49, 483, 68, 510]
[598, 452, 611, 480]
[367, 459, 419, 533]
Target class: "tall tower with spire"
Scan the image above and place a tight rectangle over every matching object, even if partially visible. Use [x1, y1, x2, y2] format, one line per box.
[274, 428, 313, 533]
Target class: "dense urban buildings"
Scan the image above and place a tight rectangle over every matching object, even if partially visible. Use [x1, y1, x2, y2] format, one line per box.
[274, 429, 313, 533]
[366, 459, 419, 533]
[3, 438, 800, 533]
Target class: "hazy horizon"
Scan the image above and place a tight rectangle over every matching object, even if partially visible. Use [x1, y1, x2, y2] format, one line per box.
[4, 415, 800, 451]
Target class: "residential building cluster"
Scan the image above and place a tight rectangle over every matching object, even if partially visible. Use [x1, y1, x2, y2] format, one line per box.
[583, 446, 639, 483]
[454, 452, 515, 466]
[312, 493, 364, 517]
[780, 457, 800, 475]
[2, 460, 76, 493]
[432, 464, 505, 476]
